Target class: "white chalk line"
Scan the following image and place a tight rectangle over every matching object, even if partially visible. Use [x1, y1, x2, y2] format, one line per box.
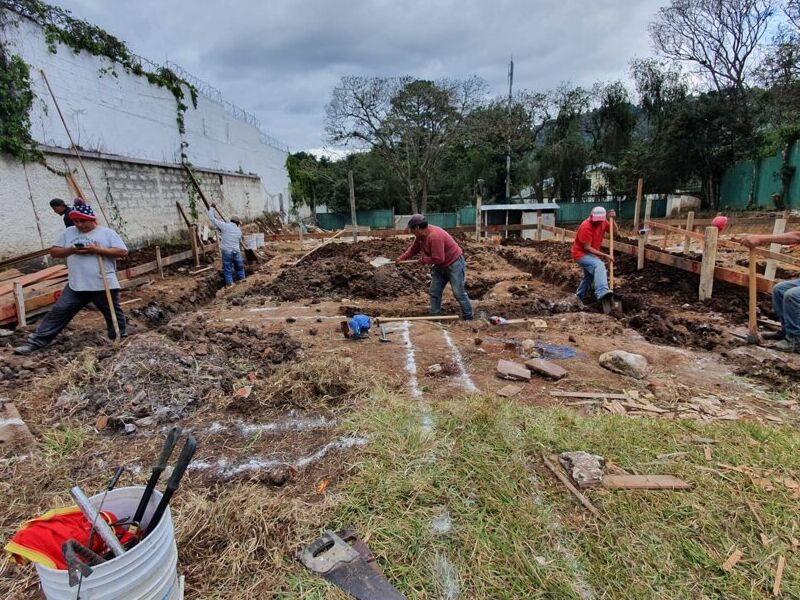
[0, 418, 26, 427]
[189, 435, 368, 478]
[400, 321, 423, 399]
[439, 328, 477, 392]
[204, 416, 335, 435]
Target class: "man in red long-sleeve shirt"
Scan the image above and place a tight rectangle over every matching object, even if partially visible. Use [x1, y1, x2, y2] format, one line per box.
[396, 214, 474, 320]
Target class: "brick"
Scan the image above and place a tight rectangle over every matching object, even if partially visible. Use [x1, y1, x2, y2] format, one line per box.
[524, 358, 567, 380]
[496, 359, 531, 381]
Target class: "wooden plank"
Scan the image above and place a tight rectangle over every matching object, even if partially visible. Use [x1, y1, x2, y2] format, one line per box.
[119, 276, 153, 290]
[633, 177, 643, 230]
[0, 265, 67, 296]
[0, 400, 36, 453]
[684, 211, 694, 252]
[156, 246, 164, 279]
[293, 229, 346, 265]
[602, 474, 692, 490]
[543, 454, 602, 519]
[377, 315, 459, 323]
[0, 287, 63, 325]
[525, 358, 567, 380]
[0, 269, 24, 283]
[765, 218, 787, 280]
[496, 384, 524, 398]
[748, 248, 758, 339]
[551, 391, 628, 400]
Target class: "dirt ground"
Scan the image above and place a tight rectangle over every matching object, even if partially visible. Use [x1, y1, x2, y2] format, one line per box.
[1, 233, 798, 598]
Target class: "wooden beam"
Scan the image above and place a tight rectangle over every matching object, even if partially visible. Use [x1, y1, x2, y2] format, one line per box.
[633, 177, 643, 230]
[190, 224, 200, 268]
[0, 249, 50, 270]
[700, 227, 719, 301]
[0, 265, 67, 296]
[155, 246, 164, 279]
[748, 248, 758, 339]
[475, 193, 482, 241]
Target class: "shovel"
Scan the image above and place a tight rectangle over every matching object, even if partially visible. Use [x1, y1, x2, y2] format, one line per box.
[603, 218, 624, 314]
[369, 257, 417, 268]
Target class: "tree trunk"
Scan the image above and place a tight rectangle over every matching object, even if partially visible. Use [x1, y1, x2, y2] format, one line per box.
[781, 138, 796, 209]
[310, 187, 317, 225]
[420, 178, 428, 214]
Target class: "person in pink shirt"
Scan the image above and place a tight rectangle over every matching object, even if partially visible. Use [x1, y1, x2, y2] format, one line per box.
[396, 214, 474, 320]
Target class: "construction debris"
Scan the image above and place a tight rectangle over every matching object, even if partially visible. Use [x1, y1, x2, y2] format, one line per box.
[599, 350, 649, 379]
[559, 451, 605, 489]
[542, 454, 602, 519]
[525, 358, 568, 380]
[721, 548, 743, 572]
[496, 360, 531, 381]
[773, 555, 785, 597]
[496, 384, 524, 398]
[601, 475, 692, 490]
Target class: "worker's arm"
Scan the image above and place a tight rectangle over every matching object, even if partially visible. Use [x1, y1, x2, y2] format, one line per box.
[582, 243, 614, 263]
[419, 234, 445, 265]
[397, 239, 421, 262]
[207, 207, 225, 229]
[49, 245, 75, 258]
[740, 231, 800, 248]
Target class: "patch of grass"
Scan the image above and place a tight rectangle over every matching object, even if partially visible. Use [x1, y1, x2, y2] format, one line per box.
[287, 391, 800, 599]
[41, 424, 88, 459]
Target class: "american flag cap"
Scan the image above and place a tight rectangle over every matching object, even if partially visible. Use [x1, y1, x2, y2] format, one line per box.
[68, 199, 97, 221]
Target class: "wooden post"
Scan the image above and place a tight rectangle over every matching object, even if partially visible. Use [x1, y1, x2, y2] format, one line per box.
[643, 195, 653, 223]
[347, 169, 357, 243]
[298, 221, 304, 251]
[633, 177, 643, 231]
[155, 246, 164, 279]
[13, 282, 26, 327]
[748, 248, 758, 340]
[190, 224, 200, 267]
[536, 213, 543, 241]
[699, 226, 719, 300]
[475, 193, 482, 242]
[637, 236, 646, 270]
[637, 196, 652, 270]
[764, 218, 787, 280]
[683, 211, 694, 253]
[504, 210, 509, 239]
[609, 218, 615, 288]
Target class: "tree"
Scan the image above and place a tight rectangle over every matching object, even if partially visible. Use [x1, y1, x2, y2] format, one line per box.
[325, 75, 486, 213]
[650, 0, 777, 92]
[630, 58, 688, 132]
[540, 85, 590, 200]
[587, 81, 637, 163]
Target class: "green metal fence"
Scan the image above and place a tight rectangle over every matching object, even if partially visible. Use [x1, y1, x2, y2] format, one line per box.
[556, 199, 667, 224]
[425, 212, 458, 228]
[316, 209, 394, 230]
[719, 141, 799, 208]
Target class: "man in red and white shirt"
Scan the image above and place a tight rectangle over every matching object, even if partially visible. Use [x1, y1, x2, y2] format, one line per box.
[571, 206, 619, 304]
[396, 214, 473, 320]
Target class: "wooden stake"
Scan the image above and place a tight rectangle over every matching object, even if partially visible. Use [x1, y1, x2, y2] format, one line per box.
[773, 555, 785, 597]
[721, 548, 743, 572]
[684, 211, 694, 253]
[637, 236, 646, 271]
[190, 224, 200, 267]
[644, 195, 653, 223]
[155, 246, 164, 279]
[633, 177, 643, 230]
[13, 282, 26, 327]
[542, 455, 602, 519]
[537, 212, 543, 242]
[475, 192, 482, 242]
[505, 210, 509, 239]
[699, 226, 719, 301]
[609, 217, 615, 288]
[748, 247, 758, 340]
[348, 169, 358, 243]
[764, 218, 787, 280]
[298, 220, 304, 251]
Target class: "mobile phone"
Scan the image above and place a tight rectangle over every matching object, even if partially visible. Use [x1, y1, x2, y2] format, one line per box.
[74, 242, 85, 248]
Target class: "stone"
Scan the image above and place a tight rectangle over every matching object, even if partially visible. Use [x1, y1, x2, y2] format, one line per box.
[497, 384, 524, 398]
[134, 416, 155, 428]
[559, 451, 605, 489]
[124, 423, 137, 435]
[496, 359, 531, 381]
[427, 363, 443, 375]
[599, 350, 649, 379]
[525, 358, 567, 380]
[521, 339, 538, 355]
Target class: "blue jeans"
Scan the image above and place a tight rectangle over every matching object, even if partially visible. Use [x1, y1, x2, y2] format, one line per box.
[576, 254, 610, 301]
[430, 255, 473, 319]
[773, 279, 800, 342]
[28, 285, 127, 348]
[222, 250, 245, 285]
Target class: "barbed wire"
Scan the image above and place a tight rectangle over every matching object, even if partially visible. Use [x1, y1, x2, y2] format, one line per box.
[128, 54, 289, 152]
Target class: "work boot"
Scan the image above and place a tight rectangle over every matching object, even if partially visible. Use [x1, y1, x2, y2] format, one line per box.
[13, 344, 39, 356]
[761, 330, 784, 341]
[773, 339, 799, 353]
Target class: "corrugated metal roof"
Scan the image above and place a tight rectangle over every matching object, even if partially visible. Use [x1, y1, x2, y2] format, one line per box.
[480, 203, 560, 211]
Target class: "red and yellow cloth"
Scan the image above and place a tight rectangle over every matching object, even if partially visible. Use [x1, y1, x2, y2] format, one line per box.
[5, 506, 132, 569]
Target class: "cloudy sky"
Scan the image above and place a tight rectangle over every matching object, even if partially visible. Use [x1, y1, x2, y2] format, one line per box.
[56, 0, 666, 154]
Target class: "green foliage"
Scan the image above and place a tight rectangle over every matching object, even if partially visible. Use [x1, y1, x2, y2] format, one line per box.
[0, 46, 41, 162]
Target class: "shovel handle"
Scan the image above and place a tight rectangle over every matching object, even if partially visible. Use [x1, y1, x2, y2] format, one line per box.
[132, 427, 181, 528]
[146, 434, 197, 536]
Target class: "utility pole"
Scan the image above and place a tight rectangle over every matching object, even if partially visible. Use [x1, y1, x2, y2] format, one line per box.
[505, 57, 514, 202]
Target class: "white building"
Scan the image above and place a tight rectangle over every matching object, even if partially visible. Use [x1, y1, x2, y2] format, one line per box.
[0, 7, 291, 258]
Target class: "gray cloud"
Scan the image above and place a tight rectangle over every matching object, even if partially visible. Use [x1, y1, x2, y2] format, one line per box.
[55, 0, 665, 151]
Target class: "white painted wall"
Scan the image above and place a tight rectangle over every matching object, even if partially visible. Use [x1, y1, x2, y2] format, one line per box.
[0, 11, 291, 257]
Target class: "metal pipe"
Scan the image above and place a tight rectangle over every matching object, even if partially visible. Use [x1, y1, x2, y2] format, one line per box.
[69, 486, 125, 557]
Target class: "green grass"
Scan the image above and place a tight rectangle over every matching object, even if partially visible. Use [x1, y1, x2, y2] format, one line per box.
[41, 424, 88, 459]
[289, 389, 800, 599]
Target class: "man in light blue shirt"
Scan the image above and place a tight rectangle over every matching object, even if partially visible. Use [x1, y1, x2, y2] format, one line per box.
[208, 203, 245, 285]
[15, 200, 128, 355]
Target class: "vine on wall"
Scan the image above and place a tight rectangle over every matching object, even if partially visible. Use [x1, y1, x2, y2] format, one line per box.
[0, 0, 198, 162]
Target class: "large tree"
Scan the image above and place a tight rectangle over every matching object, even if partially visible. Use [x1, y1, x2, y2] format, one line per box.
[325, 75, 486, 213]
[650, 0, 777, 92]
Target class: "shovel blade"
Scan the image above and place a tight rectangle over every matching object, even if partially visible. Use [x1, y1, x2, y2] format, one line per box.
[370, 256, 393, 268]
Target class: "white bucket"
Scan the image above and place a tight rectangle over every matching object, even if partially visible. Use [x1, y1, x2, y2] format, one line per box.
[245, 234, 258, 250]
[254, 233, 265, 248]
[35, 486, 182, 600]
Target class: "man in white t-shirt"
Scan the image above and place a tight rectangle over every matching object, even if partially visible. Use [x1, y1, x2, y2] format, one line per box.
[14, 200, 129, 355]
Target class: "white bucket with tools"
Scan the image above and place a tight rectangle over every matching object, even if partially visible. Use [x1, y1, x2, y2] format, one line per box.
[35, 486, 182, 600]
[245, 234, 258, 250]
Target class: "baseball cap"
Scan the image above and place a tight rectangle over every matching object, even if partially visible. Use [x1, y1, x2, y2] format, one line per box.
[407, 214, 427, 229]
[590, 207, 607, 222]
[711, 215, 728, 232]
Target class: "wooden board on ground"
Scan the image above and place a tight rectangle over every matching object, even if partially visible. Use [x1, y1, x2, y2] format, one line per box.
[721, 548, 743, 572]
[525, 358, 567, 380]
[496, 384, 524, 398]
[0, 400, 36, 453]
[551, 391, 628, 400]
[601, 474, 692, 490]
[0, 265, 67, 296]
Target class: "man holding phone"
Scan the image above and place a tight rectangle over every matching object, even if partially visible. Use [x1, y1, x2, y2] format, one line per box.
[15, 200, 129, 355]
